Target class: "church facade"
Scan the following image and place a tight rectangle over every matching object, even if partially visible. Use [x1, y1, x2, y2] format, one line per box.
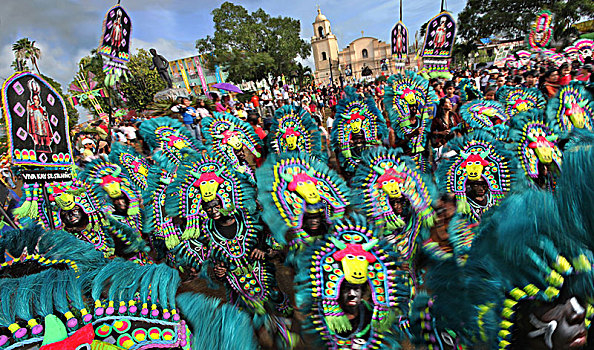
[311, 9, 395, 86]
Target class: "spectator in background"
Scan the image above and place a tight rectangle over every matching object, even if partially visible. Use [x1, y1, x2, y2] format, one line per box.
[213, 94, 226, 113]
[558, 63, 572, 86]
[576, 64, 592, 82]
[523, 70, 538, 88]
[247, 113, 266, 167]
[540, 69, 560, 99]
[483, 86, 496, 100]
[171, 97, 200, 139]
[444, 81, 461, 111]
[480, 70, 490, 92]
[495, 75, 506, 91]
[326, 106, 336, 133]
[430, 98, 461, 149]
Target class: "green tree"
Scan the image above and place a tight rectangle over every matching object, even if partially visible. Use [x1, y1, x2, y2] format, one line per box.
[119, 48, 167, 111]
[12, 38, 41, 74]
[195, 2, 311, 86]
[42, 75, 80, 127]
[458, 0, 594, 48]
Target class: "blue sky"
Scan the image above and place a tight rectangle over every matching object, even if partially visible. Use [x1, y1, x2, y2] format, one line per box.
[1, 0, 468, 87]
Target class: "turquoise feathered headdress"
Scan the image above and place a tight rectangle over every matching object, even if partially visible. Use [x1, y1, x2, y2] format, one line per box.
[457, 78, 483, 102]
[294, 214, 408, 349]
[108, 142, 151, 192]
[507, 108, 563, 189]
[270, 105, 325, 161]
[435, 130, 516, 223]
[138, 116, 203, 171]
[351, 146, 437, 261]
[256, 151, 350, 247]
[545, 81, 594, 132]
[330, 86, 388, 174]
[496, 86, 546, 120]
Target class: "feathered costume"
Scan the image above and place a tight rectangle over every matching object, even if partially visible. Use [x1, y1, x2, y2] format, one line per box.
[435, 130, 515, 224]
[13, 178, 119, 258]
[295, 215, 410, 350]
[79, 158, 148, 256]
[351, 147, 436, 263]
[496, 86, 546, 120]
[108, 142, 151, 192]
[143, 164, 208, 269]
[256, 152, 351, 252]
[164, 153, 292, 331]
[201, 112, 262, 184]
[383, 71, 439, 172]
[0, 226, 259, 350]
[412, 187, 594, 350]
[331, 87, 388, 175]
[270, 105, 326, 160]
[507, 109, 563, 191]
[457, 78, 483, 103]
[138, 116, 203, 171]
[459, 99, 509, 131]
[545, 81, 594, 132]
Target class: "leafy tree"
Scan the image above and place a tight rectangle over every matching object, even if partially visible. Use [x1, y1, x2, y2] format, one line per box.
[42, 75, 80, 127]
[119, 49, 167, 111]
[12, 38, 41, 74]
[196, 2, 310, 86]
[458, 0, 594, 47]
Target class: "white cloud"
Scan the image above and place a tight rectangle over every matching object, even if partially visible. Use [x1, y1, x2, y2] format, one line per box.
[130, 38, 197, 61]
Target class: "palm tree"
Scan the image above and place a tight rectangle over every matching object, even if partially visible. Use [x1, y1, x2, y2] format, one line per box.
[12, 38, 41, 74]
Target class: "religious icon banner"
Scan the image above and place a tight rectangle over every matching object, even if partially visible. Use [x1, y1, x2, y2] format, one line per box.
[528, 10, 553, 50]
[98, 5, 132, 63]
[421, 11, 456, 59]
[391, 21, 409, 60]
[2, 72, 73, 167]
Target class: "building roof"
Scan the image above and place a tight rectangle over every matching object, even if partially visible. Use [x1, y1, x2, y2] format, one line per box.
[315, 8, 327, 22]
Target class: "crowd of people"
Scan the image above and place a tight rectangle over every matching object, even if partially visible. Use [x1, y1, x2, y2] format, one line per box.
[1, 49, 594, 350]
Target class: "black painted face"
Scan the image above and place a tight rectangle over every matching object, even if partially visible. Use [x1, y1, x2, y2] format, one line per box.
[62, 205, 89, 229]
[202, 198, 222, 221]
[466, 179, 489, 206]
[112, 196, 129, 214]
[338, 281, 364, 315]
[303, 210, 322, 231]
[519, 296, 587, 350]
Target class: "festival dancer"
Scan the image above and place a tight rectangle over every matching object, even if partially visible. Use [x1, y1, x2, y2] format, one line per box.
[384, 71, 439, 173]
[165, 153, 296, 348]
[330, 87, 388, 179]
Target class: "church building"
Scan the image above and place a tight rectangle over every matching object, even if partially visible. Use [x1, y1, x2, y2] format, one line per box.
[311, 9, 395, 86]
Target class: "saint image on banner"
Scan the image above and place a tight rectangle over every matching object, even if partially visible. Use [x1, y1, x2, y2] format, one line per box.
[421, 11, 457, 59]
[98, 5, 132, 63]
[26, 79, 53, 153]
[391, 22, 408, 60]
[2, 72, 73, 167]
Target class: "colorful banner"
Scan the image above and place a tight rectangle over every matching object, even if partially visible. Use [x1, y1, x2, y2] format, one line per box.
[2, 72, 73, 167]
[98, 5, 132, 63]
[391, 21, 409, 60]
[178, 62, 192, 95]
[528, 10, 554, 50]
[421, 11, 457, 59]
[215, 64, 223, 84]
[194, 56, 209, 97]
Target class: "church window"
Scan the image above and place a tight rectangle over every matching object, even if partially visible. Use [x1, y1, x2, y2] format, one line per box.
[318, 26, 324, 38]
[322, 52, 327, 60]
[362, 49, 369, 58]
